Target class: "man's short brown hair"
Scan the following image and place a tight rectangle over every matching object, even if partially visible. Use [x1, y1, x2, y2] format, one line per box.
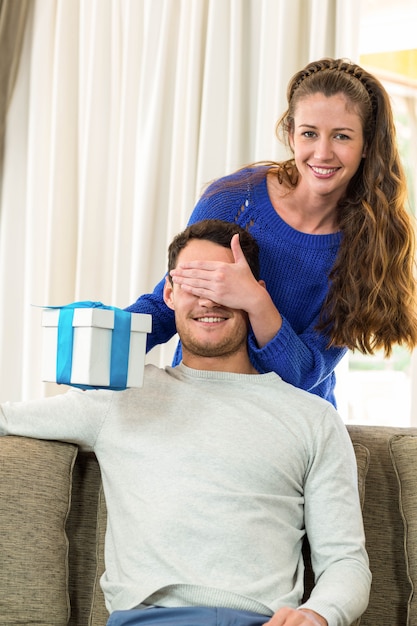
[168, 219, 260, 280]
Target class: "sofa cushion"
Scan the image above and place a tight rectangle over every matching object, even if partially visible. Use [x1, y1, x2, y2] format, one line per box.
[0, 436, 78, 625]
[354, 442, 370, 510]
[89, 484, 109, 626]
[389, 434, 417, 626]
[67, 451, 104, 626]
[351, 442, 370, 626]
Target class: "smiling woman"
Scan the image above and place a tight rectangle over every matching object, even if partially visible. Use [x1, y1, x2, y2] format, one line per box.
[127, 57, 417, 411]
[268, 92, 366, 234]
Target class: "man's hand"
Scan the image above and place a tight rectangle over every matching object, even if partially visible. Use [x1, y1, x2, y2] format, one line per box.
[263, 607, 328, 626]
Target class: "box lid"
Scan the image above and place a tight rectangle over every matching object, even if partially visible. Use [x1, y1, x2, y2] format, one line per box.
[42, 307, 152, 333]
[130, 312, 152, 333]
[72, 307, 114, 329]
[42, 308, 60, 327]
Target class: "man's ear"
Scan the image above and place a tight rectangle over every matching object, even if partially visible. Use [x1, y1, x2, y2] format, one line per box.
[259, 279, 266, 289]
[163, 275, 175, 311]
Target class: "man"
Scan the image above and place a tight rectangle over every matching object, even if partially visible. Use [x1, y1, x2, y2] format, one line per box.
[0, 220, 371, 626]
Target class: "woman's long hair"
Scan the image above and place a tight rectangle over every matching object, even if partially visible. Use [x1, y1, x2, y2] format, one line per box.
[274, 58, 417, 355]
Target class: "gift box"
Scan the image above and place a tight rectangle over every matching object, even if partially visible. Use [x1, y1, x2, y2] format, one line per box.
[41, 302, 152, 389]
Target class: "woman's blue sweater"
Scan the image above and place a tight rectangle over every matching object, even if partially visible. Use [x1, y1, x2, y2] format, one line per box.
[126, 167, 345, 406]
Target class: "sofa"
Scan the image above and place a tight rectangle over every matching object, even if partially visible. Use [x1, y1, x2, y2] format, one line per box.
[1, 424, 417, 626]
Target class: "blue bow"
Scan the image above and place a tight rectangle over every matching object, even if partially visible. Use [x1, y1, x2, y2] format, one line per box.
[47, 301, 132, 390]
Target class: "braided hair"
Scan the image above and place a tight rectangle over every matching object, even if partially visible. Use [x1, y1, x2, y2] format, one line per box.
[277, 58, 380, 157]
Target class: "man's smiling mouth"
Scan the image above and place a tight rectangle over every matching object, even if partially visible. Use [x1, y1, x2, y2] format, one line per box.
[196, 316, 226, 323]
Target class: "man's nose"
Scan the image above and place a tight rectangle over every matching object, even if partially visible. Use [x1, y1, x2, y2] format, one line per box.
[198, 296, 221, 308]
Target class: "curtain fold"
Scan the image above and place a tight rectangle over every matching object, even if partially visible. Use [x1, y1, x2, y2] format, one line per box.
[0, 0, 31, 194]
[0, 0, 360, 401]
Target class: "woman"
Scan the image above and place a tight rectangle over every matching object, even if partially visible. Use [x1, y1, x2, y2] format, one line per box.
[126, 57, 417, 407]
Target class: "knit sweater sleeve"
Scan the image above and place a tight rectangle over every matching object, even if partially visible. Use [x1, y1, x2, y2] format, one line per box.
[247, 318, 346, 403]
[125, 275, 177, 352]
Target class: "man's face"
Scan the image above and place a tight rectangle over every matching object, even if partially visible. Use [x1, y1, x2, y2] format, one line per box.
[163, 239, 250, 368]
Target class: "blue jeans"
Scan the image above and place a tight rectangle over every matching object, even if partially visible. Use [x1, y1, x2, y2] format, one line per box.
[107, 606, 269, 626]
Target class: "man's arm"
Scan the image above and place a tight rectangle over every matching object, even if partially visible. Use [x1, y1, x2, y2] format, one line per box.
[295, 409, 371, 625]
[0, 387, 111, 449]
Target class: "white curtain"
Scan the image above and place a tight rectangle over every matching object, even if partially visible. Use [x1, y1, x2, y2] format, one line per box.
[0, 0, 360, 402]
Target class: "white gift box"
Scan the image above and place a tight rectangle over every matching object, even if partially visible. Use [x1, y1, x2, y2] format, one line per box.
[41, 306, 152, 389]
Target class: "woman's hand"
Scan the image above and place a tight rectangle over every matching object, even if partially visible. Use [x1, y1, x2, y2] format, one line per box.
[170, 234, 260, 310]
[170, 233, 282, 347]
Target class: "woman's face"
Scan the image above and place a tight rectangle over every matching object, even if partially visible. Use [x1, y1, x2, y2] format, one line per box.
[289, 92, 366, 202]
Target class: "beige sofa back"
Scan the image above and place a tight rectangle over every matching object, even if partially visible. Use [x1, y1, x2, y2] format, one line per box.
[1, 424, 417, 625]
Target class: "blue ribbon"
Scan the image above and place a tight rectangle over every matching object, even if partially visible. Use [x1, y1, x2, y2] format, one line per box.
[46, 301, 131, 390]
